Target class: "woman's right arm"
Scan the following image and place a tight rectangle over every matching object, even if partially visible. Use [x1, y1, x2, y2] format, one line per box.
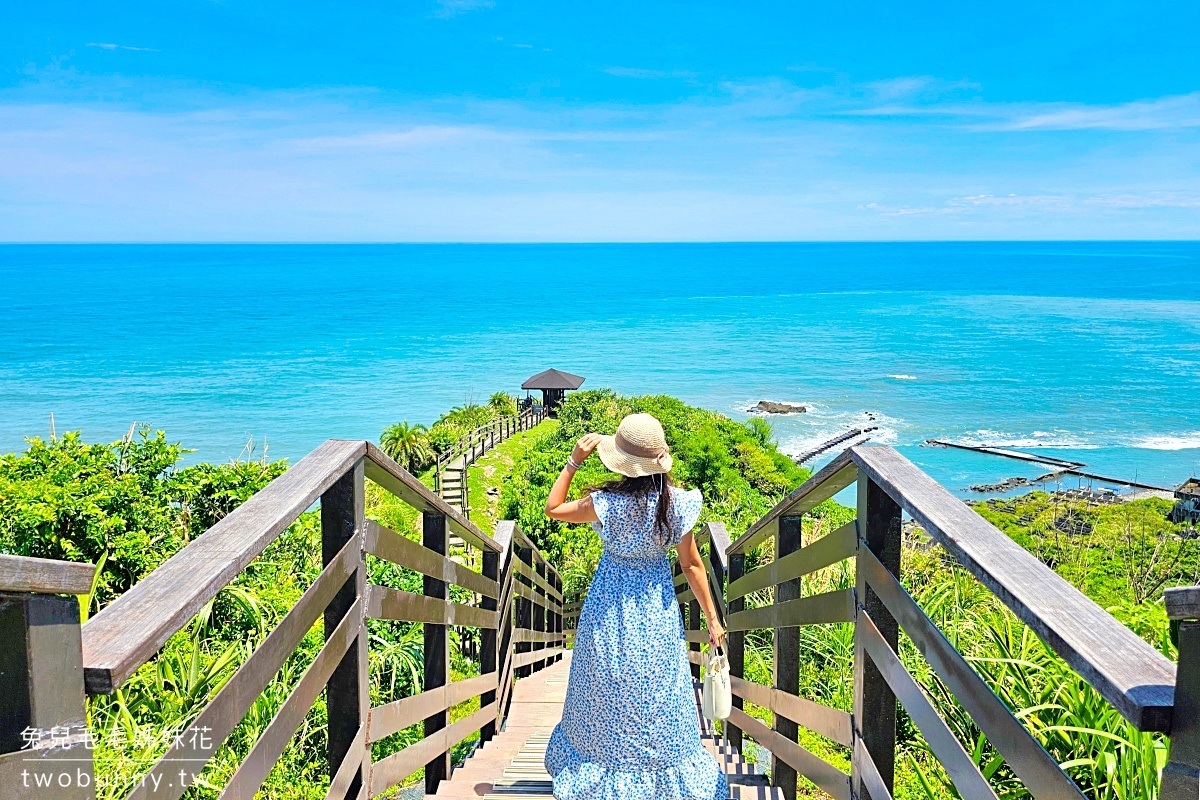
[545, 434, 603, 523]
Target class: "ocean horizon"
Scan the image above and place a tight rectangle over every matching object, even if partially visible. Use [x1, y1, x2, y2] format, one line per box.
[2, 241, 1198, 497]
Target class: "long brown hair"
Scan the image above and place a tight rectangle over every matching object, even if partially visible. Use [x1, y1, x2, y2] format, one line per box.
[590, 473, 674, 546]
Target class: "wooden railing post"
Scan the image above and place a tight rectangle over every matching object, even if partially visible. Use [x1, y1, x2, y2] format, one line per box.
[480, 542, 501, 744]
[516, 546, 533, 679]
[534, 560, 547, 672]
[1162, 588, 1200, 799]
[773, 514, 802, 800]
[493, 524, 517, 726]
[853, 475, 902, 800]
[553, 573, 563, 661]
[688, 588, 702, 681]
[322, 459, 367, 800]
[726, 551, 745, 752]
[0, 581, 93, 799]
[422, 511, 451, 794]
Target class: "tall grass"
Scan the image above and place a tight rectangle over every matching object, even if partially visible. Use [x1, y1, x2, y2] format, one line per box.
[731, 520, 1172, 800]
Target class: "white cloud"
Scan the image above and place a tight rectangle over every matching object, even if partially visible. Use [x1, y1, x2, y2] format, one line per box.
[859, 191, 1200, 218]
[86, 42, 159, 52]
[1006, 92, 1200, 131]
[604, 67, 698, 80]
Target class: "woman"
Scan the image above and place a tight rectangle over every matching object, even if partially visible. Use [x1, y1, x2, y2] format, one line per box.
[542, 412, 729, 800]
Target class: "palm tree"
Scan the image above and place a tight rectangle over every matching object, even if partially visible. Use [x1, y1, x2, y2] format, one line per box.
[380, 421, 434, 472]
[488, 392, 518, 417]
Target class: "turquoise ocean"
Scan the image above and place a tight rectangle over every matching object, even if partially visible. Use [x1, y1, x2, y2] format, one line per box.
[2, 242, 1198, 497]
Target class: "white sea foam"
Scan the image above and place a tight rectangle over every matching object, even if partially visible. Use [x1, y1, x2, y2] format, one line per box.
[1132, 434, 1200, 451]
[774, 406, 905, 458]
[956, 429, 1098, 449]
[888, 374, 917, 380]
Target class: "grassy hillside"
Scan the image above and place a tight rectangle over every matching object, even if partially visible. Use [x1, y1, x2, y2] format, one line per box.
[491, 393, 1194, 800]
[3, 393, 1194, 800]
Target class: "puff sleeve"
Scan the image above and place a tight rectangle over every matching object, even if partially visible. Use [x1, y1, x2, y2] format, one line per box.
[670, 488, 703, 546]
[589, 491, 611, 539]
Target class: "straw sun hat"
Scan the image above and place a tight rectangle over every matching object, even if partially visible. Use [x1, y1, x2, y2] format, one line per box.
[596, 413, 674, 477]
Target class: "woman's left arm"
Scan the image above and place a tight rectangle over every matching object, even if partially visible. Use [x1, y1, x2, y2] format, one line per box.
[545, 433, 603, 523]
[678, 531, 725, 649]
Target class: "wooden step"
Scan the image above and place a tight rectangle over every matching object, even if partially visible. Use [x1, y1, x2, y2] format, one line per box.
[428, 657, 779, 800]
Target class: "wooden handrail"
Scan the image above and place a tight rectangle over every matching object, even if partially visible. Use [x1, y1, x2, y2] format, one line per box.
[850, 445, 1175, 732]
[726, 449, 857, 556]
[364, 441, 499, 551]
[691, 444, 1187, 799]
[81, 438, 367, 694]
[434, 407, 545, 470]
[0, 433, 557, 800]
[0, 553, 95, 595]
[81, 440, 500, 695]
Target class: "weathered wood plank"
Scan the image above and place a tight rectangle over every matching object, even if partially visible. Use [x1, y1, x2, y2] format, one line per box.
[850, 445, 1176, 732]
[363, 442, 499, 554]
[774, 515, 802, 800]
[368, 673, 497, 742]
[512, 647, 564, 670]
[124, 537, 359, 800]
[364, 520, 499, 599]
[365, 585, 497, 628]
[512, 629, 565, 643]
[422, 511, 450, 795]
[730, 676, 852, 747]
[859, 611, 1000, 800]
[368, 702, 498, 798]
[1166, 587, 1200, 620]
[700, 522, 731, 570]
[726, 707, 851, 800]
[513, 580, 561, 609]
[324, 460, 367, 800]
[218, 598, 361, 800]
[855, 473, 901, 800]
[323, 725, 366, 800]
[727, 522, 857, 601]
[724, 588, 855, 632]
[82, 438, 366, 694]
[512, 558, 563, 601]
[853, 740, 895, 800]
[728, 452, 858, 556]
[859, 548, 1085, 799]
[0, 553, 95, 595]
[726, 550, 746, 752]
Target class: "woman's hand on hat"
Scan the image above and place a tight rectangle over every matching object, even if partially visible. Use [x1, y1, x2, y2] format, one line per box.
[572, 433, 603, 466]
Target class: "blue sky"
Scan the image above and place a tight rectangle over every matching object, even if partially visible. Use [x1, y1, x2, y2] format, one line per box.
[3, 1, 1199, 241]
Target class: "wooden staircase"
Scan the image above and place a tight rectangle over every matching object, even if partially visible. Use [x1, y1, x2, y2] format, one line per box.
[427, 653, 783, 800]
[440, 462, 468, 515]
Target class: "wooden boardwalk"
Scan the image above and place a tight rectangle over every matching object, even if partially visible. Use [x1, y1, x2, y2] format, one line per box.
[429, 652, 783, 800]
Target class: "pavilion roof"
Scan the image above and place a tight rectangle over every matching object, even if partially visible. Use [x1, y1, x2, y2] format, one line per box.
[521, 368, 586, 390]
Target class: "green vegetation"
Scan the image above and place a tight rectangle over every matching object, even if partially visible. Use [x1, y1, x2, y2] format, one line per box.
[464, 419, 559, 535]
[3, 390, 1194, 800]
[0, 427, 286, 605]
[490, 391, 1195, 800]
[380, 420, 433, 472]
[0, 425, 489, 799]
[499, 389, 813, 594]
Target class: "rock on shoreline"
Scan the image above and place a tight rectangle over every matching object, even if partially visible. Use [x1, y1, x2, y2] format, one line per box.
[748, 400, 807, 415]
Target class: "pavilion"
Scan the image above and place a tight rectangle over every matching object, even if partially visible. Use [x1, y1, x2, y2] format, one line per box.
[521, 368, 585, 417]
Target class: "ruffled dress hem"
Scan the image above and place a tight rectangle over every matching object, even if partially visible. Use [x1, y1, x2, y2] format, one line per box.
[545, 726, 729, 800]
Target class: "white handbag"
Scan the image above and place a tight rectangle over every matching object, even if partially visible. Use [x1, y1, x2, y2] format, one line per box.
[701, 646, 732, 721]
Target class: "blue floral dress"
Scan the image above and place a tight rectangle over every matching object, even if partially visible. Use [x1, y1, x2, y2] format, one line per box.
[545, 486, 728, 800]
